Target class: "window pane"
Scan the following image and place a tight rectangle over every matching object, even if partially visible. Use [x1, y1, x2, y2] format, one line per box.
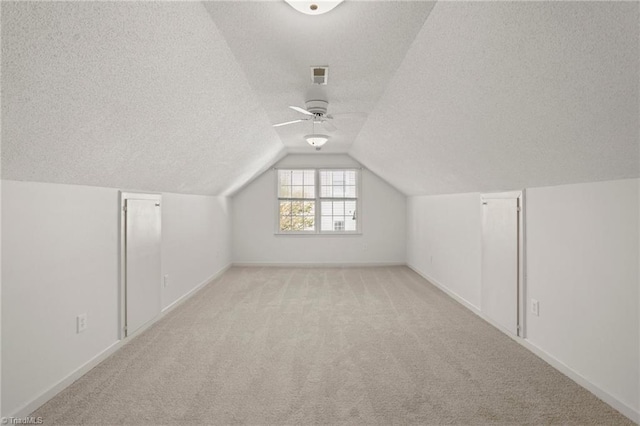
[321, 216, 332, 231]
[279, 201, 291, 216]
[346, 218, 356, 231]
[321, 186, 332, 197]
[321, 171, 330, 186]
[332, 171, 344, 185]
[279, 216, 292, 231]
[304, 170, 315, 184]
[321, 171, 331, 186]
[291, 216, 304, 231]
[345, 186, 356, 198]
[291, 201, 304, 215]
[278, 170, 292, 198]
[321, 201, 332, 216]
[279, 170, 291, 186]
[319, 170, 358, 199]
[304, 185, 315, 199]
[292, 171, 303, 185]
[345, 200, 356, 214]
[345, 171, 356, 185]
[303, 201, 315, 215]
[291, 186, 303, 198]
[279, 185, 291, 198]
[333, 201, 345, 215]
[303, 206, 316, 231]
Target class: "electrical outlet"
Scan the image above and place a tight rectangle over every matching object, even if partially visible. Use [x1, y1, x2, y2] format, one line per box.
[163, 274, 169, 288]
[77, 313, 87, 333]
[531, 299, 540, 317]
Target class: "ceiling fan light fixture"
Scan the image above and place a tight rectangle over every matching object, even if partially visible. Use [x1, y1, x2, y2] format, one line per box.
[305, 134, 329, 147]
[284, 0, 344, 16]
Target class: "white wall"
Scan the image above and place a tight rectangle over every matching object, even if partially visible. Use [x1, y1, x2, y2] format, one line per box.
[2, 181, 119, 417]
[526, 178, 639, 415]
[406, 192, 482, 309]
[1, 180, 231, 417]
[161, 192, 231, 310]
[232, 154, 406, 265]
[406, 178, 639, 419]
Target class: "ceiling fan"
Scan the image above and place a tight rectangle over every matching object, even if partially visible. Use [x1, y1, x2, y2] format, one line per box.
[273, 82, 365, 149]
[273, 99, 337, 132]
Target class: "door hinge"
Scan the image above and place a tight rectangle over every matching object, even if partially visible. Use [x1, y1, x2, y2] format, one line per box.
[123, 205, 127, 212]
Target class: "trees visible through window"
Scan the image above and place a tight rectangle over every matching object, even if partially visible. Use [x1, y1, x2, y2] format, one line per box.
[277, 169, 359, 234]
[278, 170, 315, 232]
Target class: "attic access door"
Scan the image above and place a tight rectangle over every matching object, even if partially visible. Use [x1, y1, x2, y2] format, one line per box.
[481, 191, 524, 337]
[120, 193, 162, 338]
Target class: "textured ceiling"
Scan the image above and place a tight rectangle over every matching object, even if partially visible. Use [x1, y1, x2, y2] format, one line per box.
[1, 2, 284, 196]
[203, 1, 435, 154]
[2, 1, 638, 197]
[350, 1, 640, 196]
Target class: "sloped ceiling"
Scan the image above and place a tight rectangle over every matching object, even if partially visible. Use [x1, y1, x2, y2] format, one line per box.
[350, 1, 639, 195]
[1, 2, 285, 196]
[2, 1, 638, 197]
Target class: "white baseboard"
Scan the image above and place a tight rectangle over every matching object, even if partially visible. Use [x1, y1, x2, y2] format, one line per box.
[10, 341, 122, 419]
[519, 339, 639, 424]
[406, 264, 481, 314]
[407, 263, 640, 424]
[162, 264, 231, 313]
[11, 263, 232, 420]
[232, 261, 406, 268]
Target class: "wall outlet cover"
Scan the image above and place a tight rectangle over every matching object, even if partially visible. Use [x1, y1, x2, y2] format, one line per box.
[77, 313, 88, 333]
[531, 299, 540, 316]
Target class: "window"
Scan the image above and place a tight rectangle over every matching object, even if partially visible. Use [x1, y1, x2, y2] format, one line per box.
[319, 170, 357, 232]
[278, 170, 316, 232]
[277, 169, 359, 234]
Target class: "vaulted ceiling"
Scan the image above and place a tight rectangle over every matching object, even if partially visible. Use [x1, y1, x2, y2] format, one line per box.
[2, 1, 638, 196]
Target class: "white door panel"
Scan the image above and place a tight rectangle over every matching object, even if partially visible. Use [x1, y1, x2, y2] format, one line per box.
[482, 197, 518, 335]
[126, 198, 161, 336]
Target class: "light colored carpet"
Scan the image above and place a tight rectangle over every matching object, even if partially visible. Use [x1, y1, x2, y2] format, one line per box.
[33, 266, 632, 425]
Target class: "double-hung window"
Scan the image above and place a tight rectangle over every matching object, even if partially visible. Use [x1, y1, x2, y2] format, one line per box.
[277, 169, 359, 234]
[319, 170, 358, 232]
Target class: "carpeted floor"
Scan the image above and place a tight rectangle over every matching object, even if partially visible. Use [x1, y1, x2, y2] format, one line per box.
[33, 266, 632, 425]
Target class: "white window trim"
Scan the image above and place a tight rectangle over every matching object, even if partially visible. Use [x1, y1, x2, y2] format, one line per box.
[275, 168, 362, 235]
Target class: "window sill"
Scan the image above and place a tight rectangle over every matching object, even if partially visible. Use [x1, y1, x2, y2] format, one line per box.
[275, 232, 362, 237]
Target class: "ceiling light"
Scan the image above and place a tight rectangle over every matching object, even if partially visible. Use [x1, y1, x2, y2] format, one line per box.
[284, 0, 344, 16]
[305, 134, 329, 147]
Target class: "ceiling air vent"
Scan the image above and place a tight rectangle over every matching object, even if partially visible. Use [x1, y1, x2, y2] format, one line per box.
[311, 66, 329, 85]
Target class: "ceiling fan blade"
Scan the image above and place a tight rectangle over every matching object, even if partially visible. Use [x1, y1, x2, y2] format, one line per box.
[273, 119, 304, 128]
[289, 106, 314, 116]
[322, 120, 337, 132]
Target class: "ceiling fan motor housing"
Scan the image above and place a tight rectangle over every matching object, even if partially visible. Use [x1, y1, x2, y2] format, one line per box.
[305, 99, 328, 116]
